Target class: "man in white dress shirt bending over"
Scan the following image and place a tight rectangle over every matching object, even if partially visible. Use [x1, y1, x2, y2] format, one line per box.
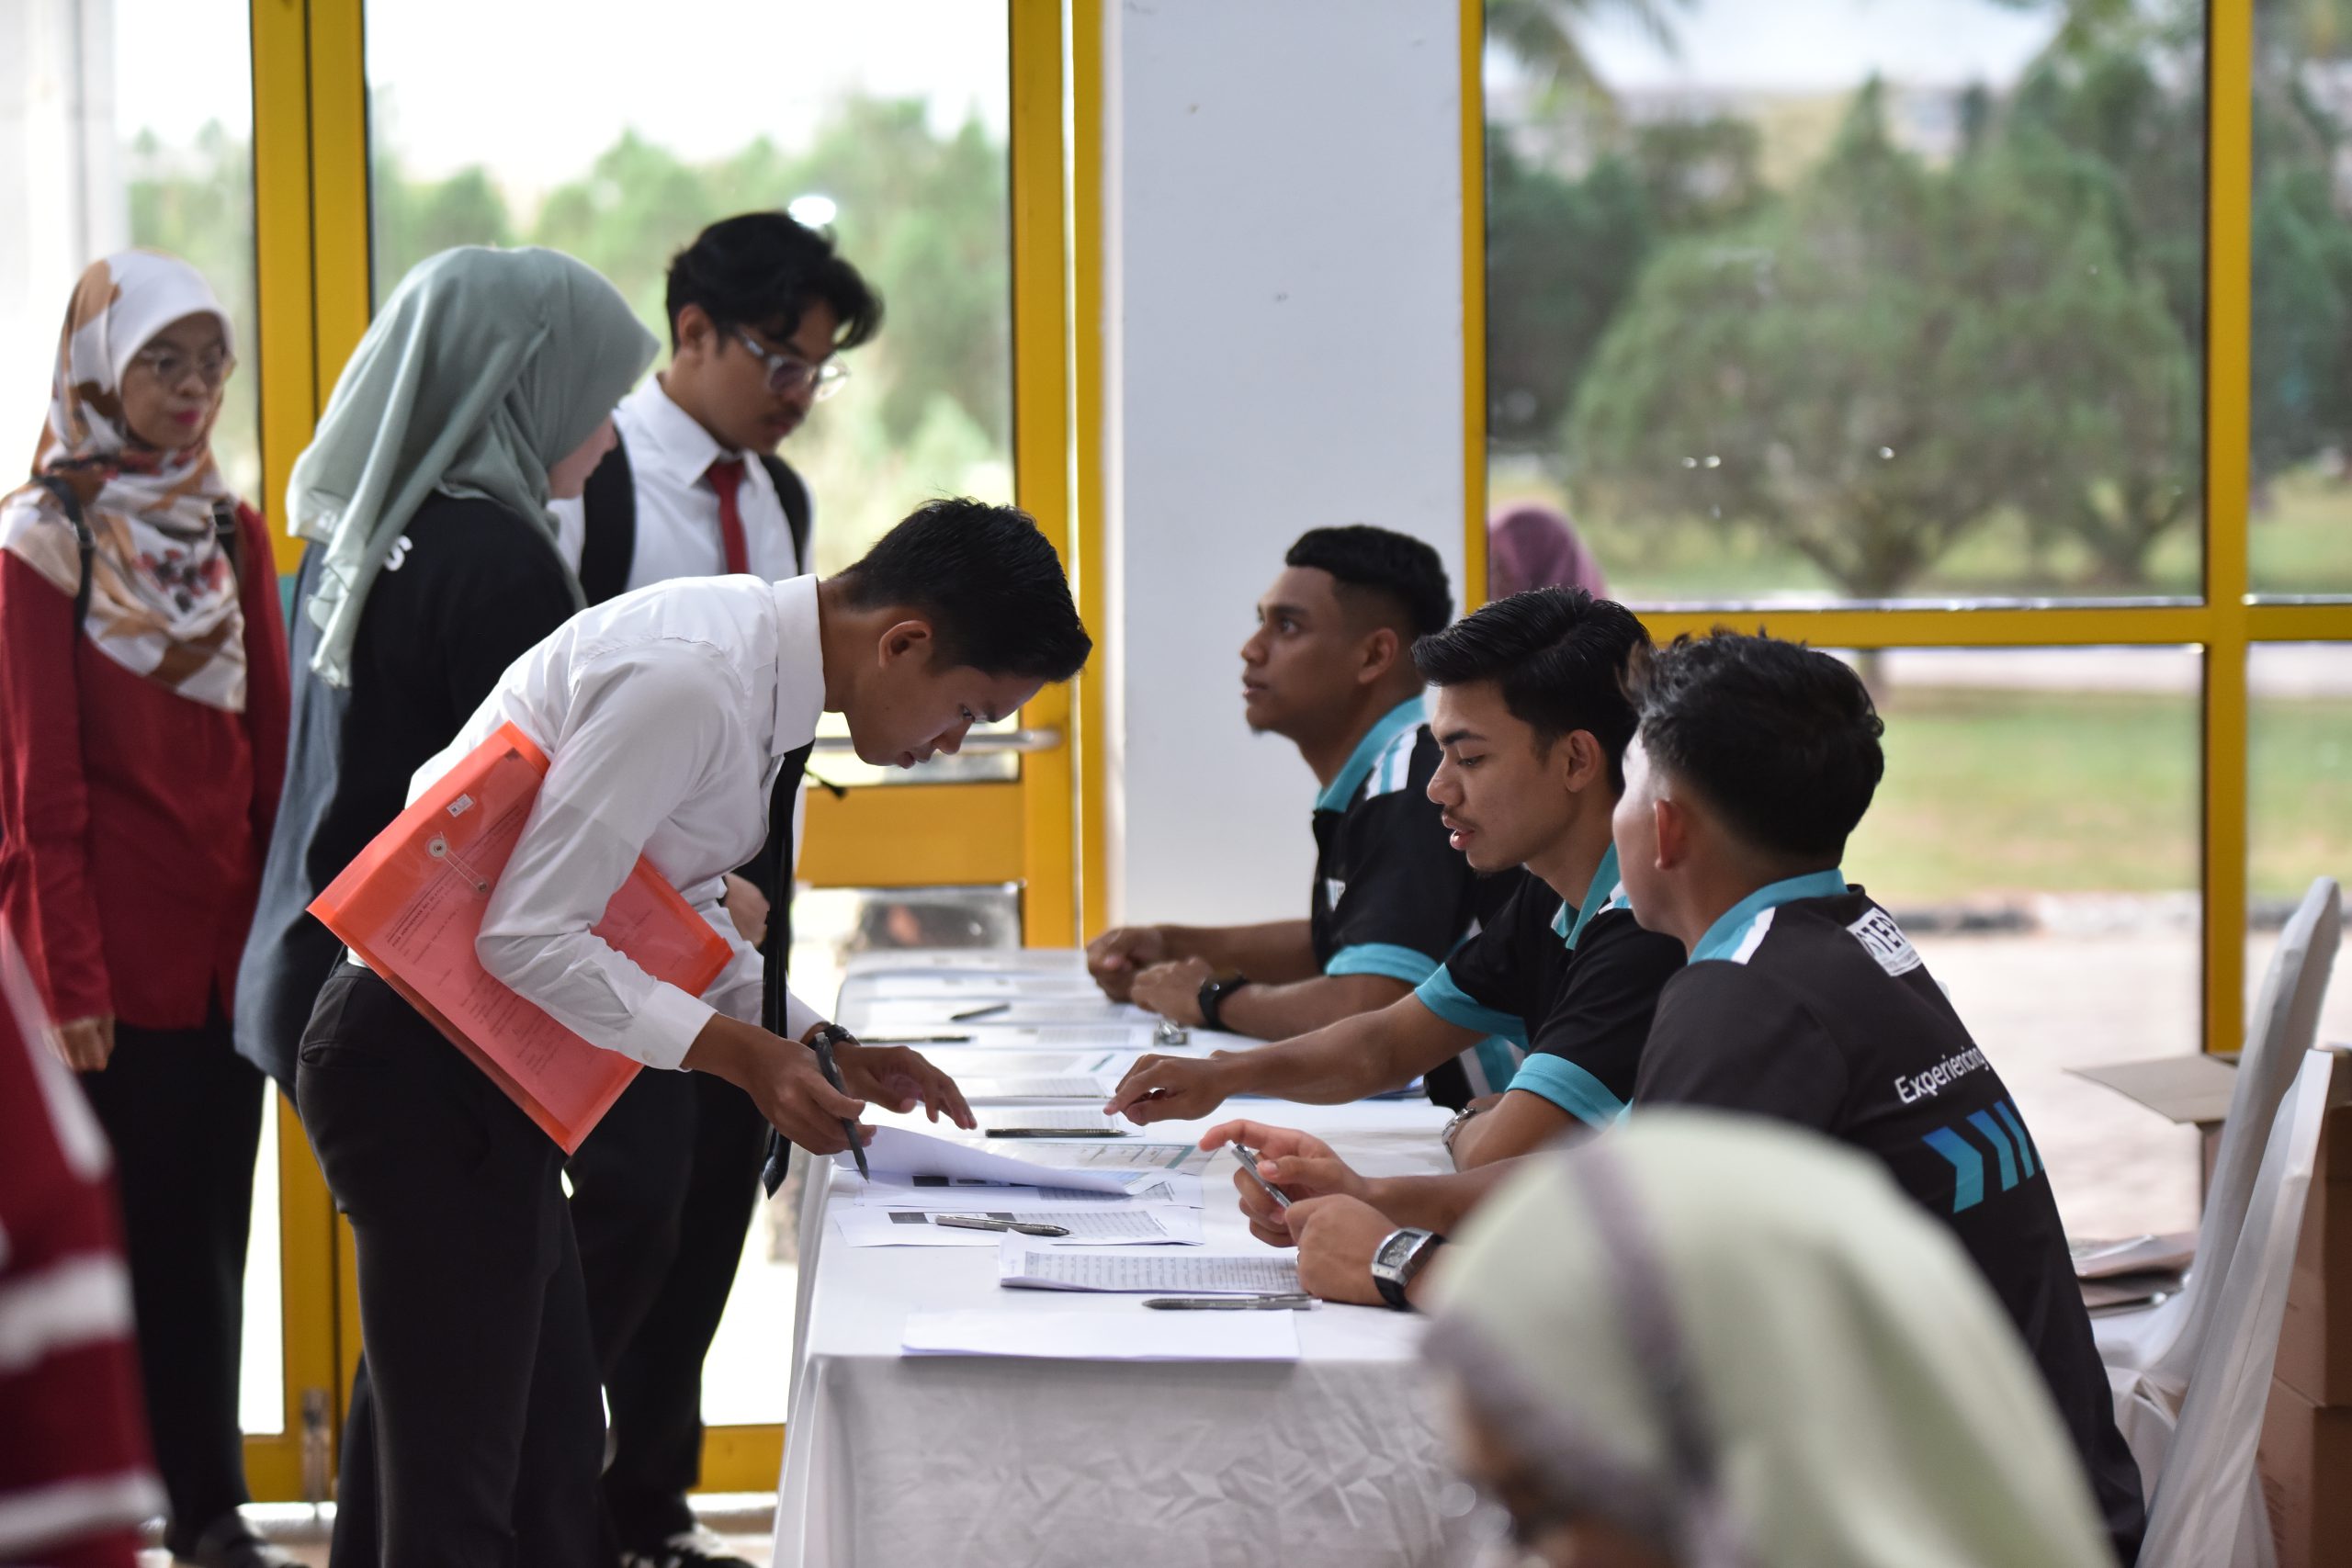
[552, 210, 881, 1568]
[292, 499, 1091, 1568]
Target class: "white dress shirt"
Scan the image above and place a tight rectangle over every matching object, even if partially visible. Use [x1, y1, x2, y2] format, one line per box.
[406, 575, 826, 1070]
[550, 377, 806, 588]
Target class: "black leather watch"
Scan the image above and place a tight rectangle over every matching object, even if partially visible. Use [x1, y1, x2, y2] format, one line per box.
[1370, 1226, 1445, 1311]
[1196, 973, 1250, 1032]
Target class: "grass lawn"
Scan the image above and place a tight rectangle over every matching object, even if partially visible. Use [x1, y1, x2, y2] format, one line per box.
[1844, 682, 2351, 904]
[1492, 462, 2352, 602]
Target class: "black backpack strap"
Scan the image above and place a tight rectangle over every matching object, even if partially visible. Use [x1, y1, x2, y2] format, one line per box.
[212, 499, 244, 589]
[577, 437, 636, 605]
[758, 453, 811, 572]
[31, 475, 96, 633]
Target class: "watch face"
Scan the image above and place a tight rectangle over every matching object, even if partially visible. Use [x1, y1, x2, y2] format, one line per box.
[1374, 1230, 1423, 1273]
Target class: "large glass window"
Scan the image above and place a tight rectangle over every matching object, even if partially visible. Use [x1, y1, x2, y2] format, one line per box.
[1850, 648, 2204, 1238]
[2251, 3, 2352, 597]
[363, 0, 1014, 570]
[2247, 643, 2352, 1044]
[1484, 0, 2206, 607]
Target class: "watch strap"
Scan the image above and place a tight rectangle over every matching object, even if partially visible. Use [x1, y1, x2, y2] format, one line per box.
[1196, 973, 1248, 1032]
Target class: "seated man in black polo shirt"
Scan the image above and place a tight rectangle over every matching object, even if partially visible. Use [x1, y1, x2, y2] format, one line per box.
[1232, 631, 2145, 1565]
[1088, 526, 1511, 1104]
[1107, 589, 1684, 1165]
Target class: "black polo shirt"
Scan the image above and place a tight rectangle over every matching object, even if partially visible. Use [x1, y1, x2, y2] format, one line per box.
[1633, 872, 2146, 1565]
[1307, 697, 1503, 1106]
[1413, 843, 1682, 1122]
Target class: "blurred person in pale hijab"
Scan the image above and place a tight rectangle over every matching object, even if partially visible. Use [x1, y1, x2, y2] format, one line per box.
[1488, 503, 1607, 602]
[1423, 1111, 2116, 1568]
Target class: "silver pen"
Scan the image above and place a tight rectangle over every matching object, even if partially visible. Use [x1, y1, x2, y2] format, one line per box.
[1143, 1294, 1316, 1311]
[933, 1214, 1071, 1237]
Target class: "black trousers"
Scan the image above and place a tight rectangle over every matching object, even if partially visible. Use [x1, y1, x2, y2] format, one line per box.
[78, 1007, 264, 1551]
[296, 964, 614, 1568]
[567, 1062, 769, 1546]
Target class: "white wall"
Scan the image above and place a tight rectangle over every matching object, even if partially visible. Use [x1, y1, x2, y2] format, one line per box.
[1099, 0, 1468, 927]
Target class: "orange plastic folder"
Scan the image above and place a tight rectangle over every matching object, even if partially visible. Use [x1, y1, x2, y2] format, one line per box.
[310, 722, 732, 1153]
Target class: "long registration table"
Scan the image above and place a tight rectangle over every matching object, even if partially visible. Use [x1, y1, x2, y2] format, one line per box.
[772, 951, 1478, 1568]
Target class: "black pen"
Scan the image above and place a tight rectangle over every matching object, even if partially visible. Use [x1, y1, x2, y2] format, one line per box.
[1143, 1294, 1315, 1311]
[950, 1002, 1012, 1022]
[808, 1025, 870, 1182]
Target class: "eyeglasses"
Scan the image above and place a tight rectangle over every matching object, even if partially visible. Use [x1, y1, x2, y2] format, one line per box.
[130, 344, 235, 390]
[733, 329, 850, 401]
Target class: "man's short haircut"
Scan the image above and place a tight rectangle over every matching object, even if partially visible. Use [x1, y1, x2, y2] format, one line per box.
[837, 499, 1091, 682]
[1285, 525, 1453, 641]
[664, 211, 883, 354]
[1630, 632, 1885, 861]
[1410, 588, 1650, 788]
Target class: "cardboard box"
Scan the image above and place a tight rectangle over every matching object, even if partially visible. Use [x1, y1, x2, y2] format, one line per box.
[2260, 1375, 2352, 1568]
[2276, 1101, 2352, 1404]
[2068, 1053, 2235, 1194]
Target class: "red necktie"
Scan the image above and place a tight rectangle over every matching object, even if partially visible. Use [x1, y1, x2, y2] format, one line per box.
[707, 457, 750, 575]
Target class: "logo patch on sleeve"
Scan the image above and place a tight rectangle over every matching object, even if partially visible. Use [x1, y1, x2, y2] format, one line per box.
[1324, 878, 1348, 908]
[1846, 907, 1923, 976]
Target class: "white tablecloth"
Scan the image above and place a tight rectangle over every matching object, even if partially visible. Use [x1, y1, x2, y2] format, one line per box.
[773, 1081, 1479, 1568]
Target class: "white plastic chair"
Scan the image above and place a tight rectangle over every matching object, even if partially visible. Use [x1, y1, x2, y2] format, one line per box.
[2133, 1045, 2340, 1568]
[2097, 876, 2341, 1381]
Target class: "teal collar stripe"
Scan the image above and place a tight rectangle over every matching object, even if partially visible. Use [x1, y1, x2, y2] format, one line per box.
[1548, 843, 1624, 953]
[1315, 696, 1427, 813]
[1507, 1054, 1627, 1128]
[1690, 868, 1850, 964]
[1414, 967, 1529, 1048]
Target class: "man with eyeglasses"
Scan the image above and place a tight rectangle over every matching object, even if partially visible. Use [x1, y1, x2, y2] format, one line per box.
[550, 210, 880, 1568]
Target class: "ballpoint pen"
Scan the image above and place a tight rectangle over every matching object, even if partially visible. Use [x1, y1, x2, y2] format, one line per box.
[1143, 1294, 1316, 1311]
[933, 1215, 1071, 1237]
[950, 1002, 1012, 1022]
[808, 1024, 870, 1182]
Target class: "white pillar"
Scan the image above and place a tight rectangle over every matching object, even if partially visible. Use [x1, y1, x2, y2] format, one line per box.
[1096, 0, 1468, 927]
[2, 0, 126, 446]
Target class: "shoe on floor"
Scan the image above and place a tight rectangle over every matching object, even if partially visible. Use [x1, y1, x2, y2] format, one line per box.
[172, 1513, 299, 1568]
[620, 1527, 759, 1568]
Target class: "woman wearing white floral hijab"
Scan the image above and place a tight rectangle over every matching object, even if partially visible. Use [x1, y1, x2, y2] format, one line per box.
[0, 249, 292, 1568]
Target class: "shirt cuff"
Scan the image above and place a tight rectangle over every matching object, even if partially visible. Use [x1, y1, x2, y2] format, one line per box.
[1508, 1055, 1628, 1128]
[784, 986, 821, 1043]
[627, 983, 717, 1072]
[1413, 967, 1528, 1045]
[1325, 942, 1442, 985]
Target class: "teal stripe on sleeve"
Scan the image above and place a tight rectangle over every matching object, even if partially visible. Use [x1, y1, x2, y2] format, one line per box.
[1413, 967, 1528, 1045]
[1508, 1055, 1628, 1128]
[1462, 1035, 1521, 1098]
[1326, 942, 1442, 985]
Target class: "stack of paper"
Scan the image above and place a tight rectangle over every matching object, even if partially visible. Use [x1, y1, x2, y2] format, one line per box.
[901, 1309, 1300, 1362]
[998, 1243, 1304, 1296]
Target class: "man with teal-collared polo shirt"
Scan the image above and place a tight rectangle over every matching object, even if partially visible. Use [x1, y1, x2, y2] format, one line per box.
[1108, 588, 1684, 1165]
[1089, 526, 1508, 1106]
[1614, 631, 2145, 1566]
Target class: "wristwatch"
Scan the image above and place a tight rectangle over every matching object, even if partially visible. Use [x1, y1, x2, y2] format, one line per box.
[1440, 1103, 1486, 1156]
[1196, 973, 1250, 1032]
[1370, 1226, 1445, 1311]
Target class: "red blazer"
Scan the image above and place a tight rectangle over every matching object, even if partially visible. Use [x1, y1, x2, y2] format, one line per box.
[0, 502, 290, 1029]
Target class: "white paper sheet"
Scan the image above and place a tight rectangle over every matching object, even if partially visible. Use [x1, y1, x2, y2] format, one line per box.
[1008, 1141, 1214, 1175]
[953, 1075, 1116, 1101]
[900, 1308, 1301, 1362]
[836, 1126, 1136, 1193]
[980, 1108, 1129, 1134]
[998, 1243, 1305, 1295]
[845, 1178, 1161, 1211]
[833, 1207, 1204, 1247]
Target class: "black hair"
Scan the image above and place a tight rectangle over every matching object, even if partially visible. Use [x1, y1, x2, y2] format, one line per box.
[1284, 525, 1453, 641]
[664, 211, 883, 355]
[1629, 632, 1885, 861]
[837, 498, 1091, 682]
[1410, 588, 1650, 789]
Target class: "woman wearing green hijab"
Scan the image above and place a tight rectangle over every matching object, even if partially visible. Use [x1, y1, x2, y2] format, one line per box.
[1424, 1111, 2118, 1568]
[232, 246, 656, 1567]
